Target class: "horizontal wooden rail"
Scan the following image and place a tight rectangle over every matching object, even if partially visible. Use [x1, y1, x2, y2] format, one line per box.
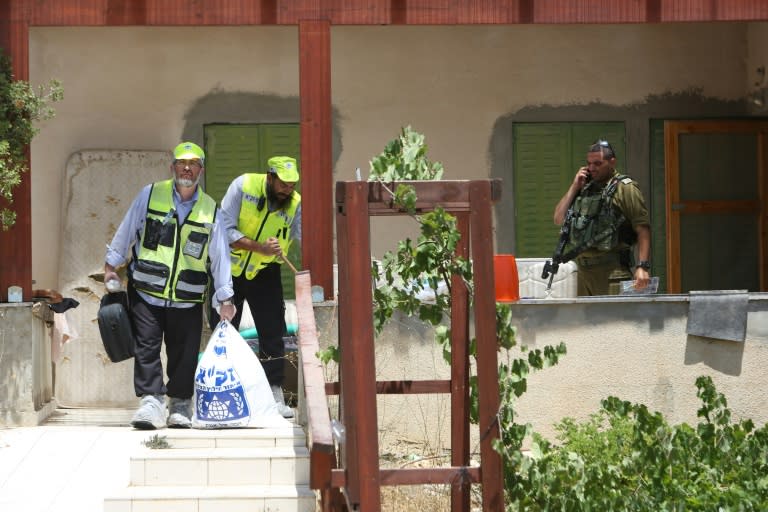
[331, 466, 481, 487]
[672, 199, 760, 214]
[336, 180, 502, 217]
[325, 379, 452, 396]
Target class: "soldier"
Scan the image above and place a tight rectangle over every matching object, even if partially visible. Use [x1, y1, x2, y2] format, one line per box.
[553, 140, 651, 296]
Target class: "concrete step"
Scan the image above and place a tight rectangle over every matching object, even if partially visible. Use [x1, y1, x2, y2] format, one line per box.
[103, 484, 316, 512]
[104, 425, 316, 512]
[130, 445, 310, 486]
[156, 425, 306, 449]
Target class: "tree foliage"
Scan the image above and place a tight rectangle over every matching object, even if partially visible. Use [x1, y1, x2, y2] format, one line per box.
[0, 49, 63, 230]
[369, 125, 444, 182]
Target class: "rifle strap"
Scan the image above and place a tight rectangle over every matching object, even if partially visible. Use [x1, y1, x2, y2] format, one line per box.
[558, 174, 629, 263]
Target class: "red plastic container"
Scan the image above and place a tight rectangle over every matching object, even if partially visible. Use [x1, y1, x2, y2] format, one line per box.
[493, 254, 520, 302]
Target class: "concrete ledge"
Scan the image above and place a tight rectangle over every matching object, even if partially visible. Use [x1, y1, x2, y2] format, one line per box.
[0, 302, 55, 426]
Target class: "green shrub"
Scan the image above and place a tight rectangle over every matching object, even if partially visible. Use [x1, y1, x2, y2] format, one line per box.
[504, 376, 768, 511]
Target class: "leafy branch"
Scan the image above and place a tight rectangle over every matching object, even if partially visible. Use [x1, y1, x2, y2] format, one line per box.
[0, 49, 63, 230]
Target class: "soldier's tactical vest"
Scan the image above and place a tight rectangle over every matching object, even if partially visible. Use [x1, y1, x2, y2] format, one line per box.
[230, 173, 301, 280]
[132, 179, 216, 303]
[568, 174, 629, 252]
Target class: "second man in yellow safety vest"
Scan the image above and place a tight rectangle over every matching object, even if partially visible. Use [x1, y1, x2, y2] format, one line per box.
[220, 156, 301, 418]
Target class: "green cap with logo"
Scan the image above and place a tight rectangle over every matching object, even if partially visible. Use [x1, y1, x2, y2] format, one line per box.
[173, 142, 205, 163]
[268, 156, 299, 183]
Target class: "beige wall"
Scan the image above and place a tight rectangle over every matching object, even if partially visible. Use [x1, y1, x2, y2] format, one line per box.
[509, 296, 768, 441]
[311, 295, 768, 449]
[29, 23, 754, 291]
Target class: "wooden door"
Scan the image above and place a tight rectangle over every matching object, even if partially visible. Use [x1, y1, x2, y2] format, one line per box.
[664, 120, 768, 293]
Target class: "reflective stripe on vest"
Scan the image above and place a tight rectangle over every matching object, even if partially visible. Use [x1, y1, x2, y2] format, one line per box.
[132, 179, 216, 303]
[230, 173, 300, 280]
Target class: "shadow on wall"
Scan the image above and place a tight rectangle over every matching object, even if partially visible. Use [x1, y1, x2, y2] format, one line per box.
[683, 335, 745, 377]
[179, 89, 344, 168]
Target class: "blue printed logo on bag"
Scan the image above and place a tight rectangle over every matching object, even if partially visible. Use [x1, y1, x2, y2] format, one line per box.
[194, 334, 250, 426]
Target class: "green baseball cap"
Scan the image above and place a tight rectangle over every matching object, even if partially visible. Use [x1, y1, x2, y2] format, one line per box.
[173, 142, 205, 163]
[268, 156, 299, 183]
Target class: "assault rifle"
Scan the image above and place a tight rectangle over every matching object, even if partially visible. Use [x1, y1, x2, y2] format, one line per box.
[541, 206, 574, 292]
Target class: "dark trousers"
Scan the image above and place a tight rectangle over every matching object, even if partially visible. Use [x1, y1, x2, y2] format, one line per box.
[129, 286, 202, 399]
[231, 263, 286, 386]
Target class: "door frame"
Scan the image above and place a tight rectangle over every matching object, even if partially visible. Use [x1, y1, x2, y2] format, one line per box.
[664, 120, 768, 293]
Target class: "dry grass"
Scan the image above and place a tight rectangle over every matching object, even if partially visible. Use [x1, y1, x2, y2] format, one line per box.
[378, 438, 482, 511]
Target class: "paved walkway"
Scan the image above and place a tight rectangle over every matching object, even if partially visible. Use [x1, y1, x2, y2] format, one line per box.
[0, 408, 155, 512]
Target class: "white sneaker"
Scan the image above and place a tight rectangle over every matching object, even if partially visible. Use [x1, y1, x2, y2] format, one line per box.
[167, 397, 192, 428]
[271, 385, 294, 419]
[131, 394, 167, 430]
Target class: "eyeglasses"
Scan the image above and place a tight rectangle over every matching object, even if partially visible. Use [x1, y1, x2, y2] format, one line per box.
[174, 159, 202, 169]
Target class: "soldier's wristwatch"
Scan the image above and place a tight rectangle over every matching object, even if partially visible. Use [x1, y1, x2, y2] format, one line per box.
[636, 260, 651, 271]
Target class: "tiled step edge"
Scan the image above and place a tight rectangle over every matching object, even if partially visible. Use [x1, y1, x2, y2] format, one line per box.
[131, 446, 310, 486]
[157, 426, 306, 449]
[104, 484, 316, 512]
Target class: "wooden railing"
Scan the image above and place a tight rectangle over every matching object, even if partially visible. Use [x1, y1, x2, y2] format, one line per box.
[297, 179, 504, 511]
[294, 270, 345, 511]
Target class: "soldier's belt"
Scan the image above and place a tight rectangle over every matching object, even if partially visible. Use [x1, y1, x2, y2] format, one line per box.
[576, 252, 621, 268]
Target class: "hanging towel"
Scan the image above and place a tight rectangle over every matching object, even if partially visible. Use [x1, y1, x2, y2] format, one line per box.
[686, 290, 749, 342]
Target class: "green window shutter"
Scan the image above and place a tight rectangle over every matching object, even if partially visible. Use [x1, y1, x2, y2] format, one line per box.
[257, 124, 302, 300]
[513, 122, 625, 258]
[649, 119, 667, 293]
[204, 124, 262, 204]
[571, 123, 626, 171]
[513, 124, 571, 258]
[259, 124, 301, 163]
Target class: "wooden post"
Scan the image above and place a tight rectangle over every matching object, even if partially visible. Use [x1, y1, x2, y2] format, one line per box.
[451, 212, 471, 512]
[469, 181, 504, 511]
[336, 182, 382, 510]
[0, 6, 31, 301]
[299, 19, 334, 300]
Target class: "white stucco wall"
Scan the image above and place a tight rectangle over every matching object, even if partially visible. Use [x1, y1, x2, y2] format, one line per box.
[28, 23, 753, 292]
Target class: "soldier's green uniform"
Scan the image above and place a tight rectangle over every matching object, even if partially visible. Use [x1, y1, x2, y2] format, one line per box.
[568, 170, 650, 295]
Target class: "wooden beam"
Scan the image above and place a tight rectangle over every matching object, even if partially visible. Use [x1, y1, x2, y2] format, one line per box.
[336, 182, 381, 511]
[295, 270, 334, 457]
[299, 19, 333, 300]
[450, 211, 471, 512]
[330, 466, 481, 487]
[0, 5, 31, 301]
[106, 0, 147, 25]
[469, 180, 504, 511]
[324, 380, 451, 395]
[16, 0, 768, 27]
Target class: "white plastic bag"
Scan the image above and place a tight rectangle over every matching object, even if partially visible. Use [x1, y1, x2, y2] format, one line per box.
[192, 320, 289, 428]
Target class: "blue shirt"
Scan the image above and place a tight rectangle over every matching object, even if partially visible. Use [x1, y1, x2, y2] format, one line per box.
[105, 183, 234, 308]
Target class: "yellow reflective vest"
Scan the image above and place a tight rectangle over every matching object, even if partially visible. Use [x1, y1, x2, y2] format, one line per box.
[132, 179, 216, 303]
[230, 173, 301, 280]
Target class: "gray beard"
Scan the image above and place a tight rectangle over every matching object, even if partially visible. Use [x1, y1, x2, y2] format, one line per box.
[175, 175, 200, 189]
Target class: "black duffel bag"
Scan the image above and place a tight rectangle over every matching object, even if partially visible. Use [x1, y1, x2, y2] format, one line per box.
[97, 291, 135, 363]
